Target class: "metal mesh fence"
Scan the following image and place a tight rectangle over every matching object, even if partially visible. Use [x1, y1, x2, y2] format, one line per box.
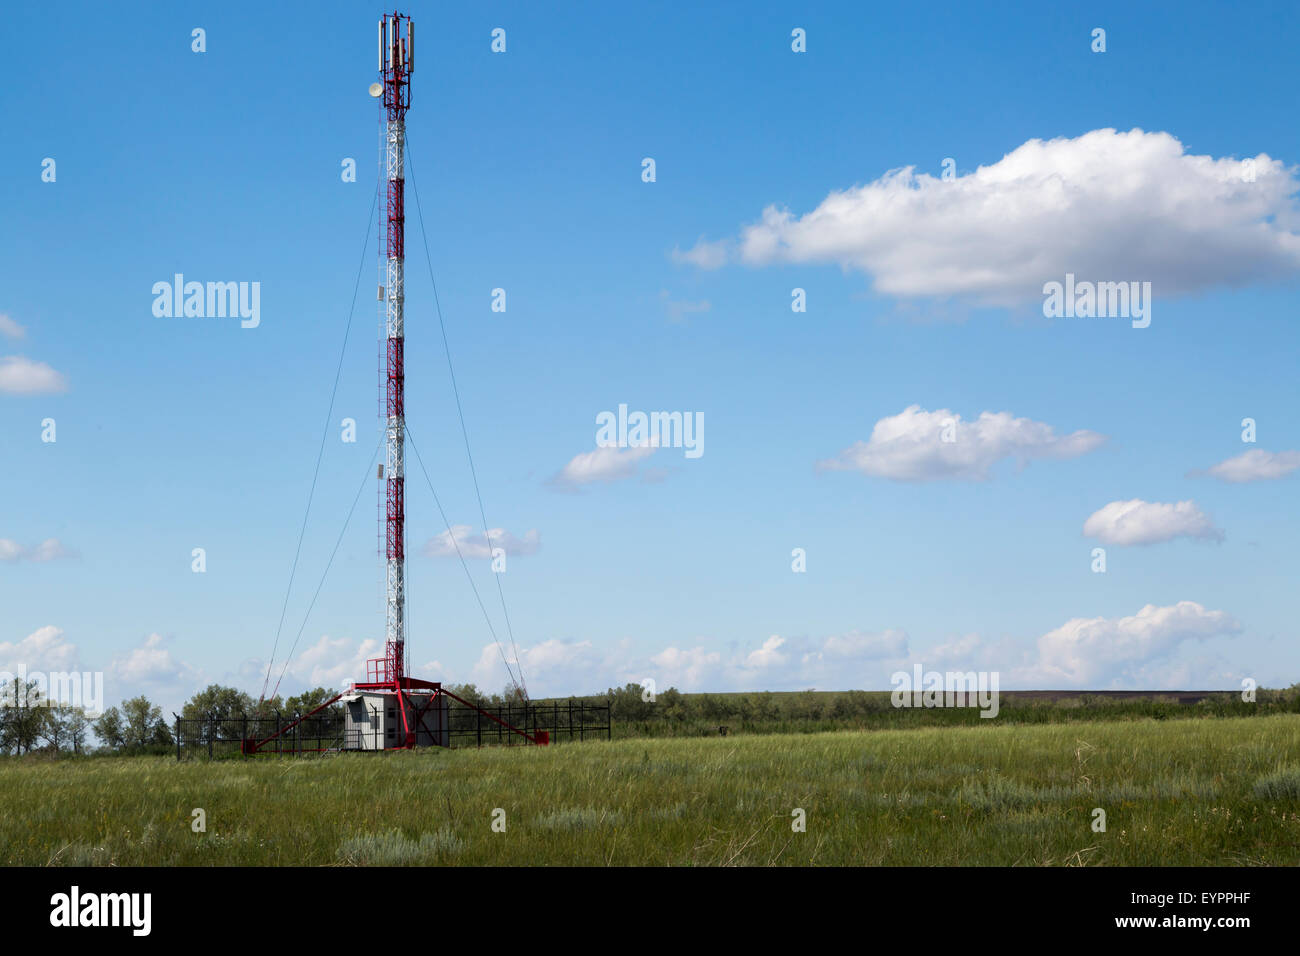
[174, 698, 610, 759]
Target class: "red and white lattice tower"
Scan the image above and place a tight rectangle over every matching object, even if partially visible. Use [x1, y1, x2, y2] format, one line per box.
[378, 11, 411, 685]
[237, 11, 548, 754]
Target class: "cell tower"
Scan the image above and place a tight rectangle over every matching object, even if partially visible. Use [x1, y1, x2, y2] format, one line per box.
[239, 11, 546, 756]
[377, 10, 411, 688]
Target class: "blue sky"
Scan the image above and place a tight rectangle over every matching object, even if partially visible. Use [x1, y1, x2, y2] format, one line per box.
[2, 0, 1297, 714]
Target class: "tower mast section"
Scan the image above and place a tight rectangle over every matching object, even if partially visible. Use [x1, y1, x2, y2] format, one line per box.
[380, 12, 413, 684]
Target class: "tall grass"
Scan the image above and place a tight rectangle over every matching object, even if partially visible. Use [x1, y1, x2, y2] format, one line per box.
[2, 714, 1298, 866]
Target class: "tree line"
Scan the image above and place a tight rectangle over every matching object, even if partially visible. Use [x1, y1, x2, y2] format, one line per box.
[14, 677, 1293, 755]
[1, 678, 531, 758]
[0, 676, 170, 756]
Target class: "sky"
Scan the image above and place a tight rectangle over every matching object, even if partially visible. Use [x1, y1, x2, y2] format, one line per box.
[2, 0, 1298, 717]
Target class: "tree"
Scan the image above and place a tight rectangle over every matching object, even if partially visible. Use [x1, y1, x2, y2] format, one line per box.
[150, 715, 175, 748]
[93, 706, 125, 751]
[121, 695, 165, 750]
[181, 684, 254, 740]
[606, 683, 655, 722]
[284, 687, 339, 716]
[445, 683, 485, 706]
[0, 677, 48, 755]
[181, 684, 254, 722]
[41, 703, 73, 752]
[66, 706, 92, 755]
[659, 687, 685, 721]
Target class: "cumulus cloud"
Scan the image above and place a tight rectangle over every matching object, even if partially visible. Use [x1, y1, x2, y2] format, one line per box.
[1198, 448, 1300, 483]
[743, 635, 788, 670]
[0, 625, 79, 674]
[817, 404, 1105, 481]
[460, 629, 910, 697]
[648, 645, 725, 690]
[675, 128, 1300, 304]
[418, 602, 1247, 697]
[671, 238, 729, 270]
[870, 603, 1244, 689]
[0, 314, 25, 340]
[549, 444, 657, 489]
[424, 525, 540, 560]
[468, 638, 607, 696]
[291, 634, 382, 689]
[0, 537, 76, 562]
[2, 628, 207, 714]
[230, 634, 386, 703]
[653, 629, 911, 692]
[1083, 499, 1223, 545]
[0, 355, 68, 395]
[1027, 602, 1239, 686]
[107, 633, 197, 687]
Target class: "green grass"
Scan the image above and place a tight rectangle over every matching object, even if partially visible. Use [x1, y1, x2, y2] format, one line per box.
[4, 714, 1299, 865]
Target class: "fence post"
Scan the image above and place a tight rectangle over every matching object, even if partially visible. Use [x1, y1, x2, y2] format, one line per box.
[580, 701, 585, 742]
[174, 714, 181, 762]
[476, 705, 482, 748]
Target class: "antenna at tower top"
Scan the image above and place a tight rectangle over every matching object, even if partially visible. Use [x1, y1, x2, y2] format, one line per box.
[377, 12, 414, 117]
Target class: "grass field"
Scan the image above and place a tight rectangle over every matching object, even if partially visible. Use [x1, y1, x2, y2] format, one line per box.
[4, 714, 1299, 866]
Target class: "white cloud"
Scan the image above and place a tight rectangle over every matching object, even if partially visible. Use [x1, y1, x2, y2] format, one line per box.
[549, 444, 657, 489]
[467, 638, 606, 696]
[107, 633, 196, 686]
[0, 314, 25, 340]
[1200, 448, 1300, 483]
[676, 128, 1300, 304]
[382, 601, 1246, 697]
[818, 404, 1105, 481]
[0, 355, 68, 395]
[414, 659, 445, 677]
[670, 238, 729, 270]
[29, 538, 74, 562]
[0, 537, 75, 562]
[230, 635, 384, 702]
[1027, 602, 1239, 686]
[1083, 499, 1223, 546]
[649, 645, 725, 689]
[743, 635, 788, 670]
[650, 630, 911, 692]
[424, 525, 540, 560]
[0, 625, 79, 674]
[867, 603, 1244, 689]
[292, 634, 382, 689]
